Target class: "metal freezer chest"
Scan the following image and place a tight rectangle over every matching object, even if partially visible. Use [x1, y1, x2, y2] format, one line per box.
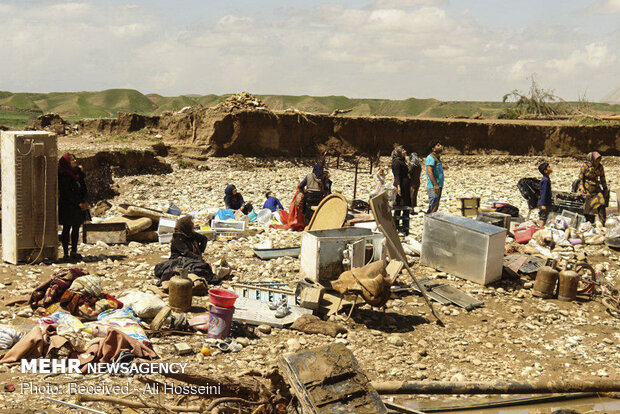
[421, 213, 506, 285]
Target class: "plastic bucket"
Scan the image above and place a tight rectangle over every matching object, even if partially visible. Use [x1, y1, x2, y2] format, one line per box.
[208, 289, 238, 308]
[208, 304, 234, 339]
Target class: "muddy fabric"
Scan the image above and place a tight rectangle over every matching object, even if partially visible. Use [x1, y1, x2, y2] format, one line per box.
[0, 325, 71, 364]
[29, 268, 86, 311]
[290, 314, 347, 338]
[331, 260, 391, 307]
[58, 290, 123, 320]
[154, 256, 214, 283]
[271, 190, 305, 231]
[79, 328, 157, 372]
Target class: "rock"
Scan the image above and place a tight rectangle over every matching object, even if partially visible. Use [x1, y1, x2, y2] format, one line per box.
[286, 338, 302, 351]
[387, 335, 404, 346]
[450, 373, 466, 382]
[257, 325, 272, 334]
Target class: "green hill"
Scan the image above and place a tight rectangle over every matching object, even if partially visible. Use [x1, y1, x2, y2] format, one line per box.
[0, 89, 619, 127]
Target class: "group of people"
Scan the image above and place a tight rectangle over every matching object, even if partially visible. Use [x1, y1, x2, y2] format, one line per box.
[58, 146, 610, 276]
[389, 139, 444, 235]
[537, 151, 609, 226]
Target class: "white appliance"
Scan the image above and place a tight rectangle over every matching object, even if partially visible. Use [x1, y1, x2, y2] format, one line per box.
[2, 131, 58, 264]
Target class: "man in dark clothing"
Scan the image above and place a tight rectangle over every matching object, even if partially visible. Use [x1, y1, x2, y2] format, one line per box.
[263, 191, 284, 212]
[391, 145, 411, 235]
[537, 162, 553, 226]
[224, 184, 253, 214]
[408, 153, 422, 209]
[58, 153, 89, 261]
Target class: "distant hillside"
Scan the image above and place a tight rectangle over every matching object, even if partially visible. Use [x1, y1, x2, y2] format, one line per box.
[1, 89, 619, 127]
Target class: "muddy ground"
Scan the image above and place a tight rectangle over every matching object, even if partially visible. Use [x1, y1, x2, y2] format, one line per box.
[0, 144, 618, 413]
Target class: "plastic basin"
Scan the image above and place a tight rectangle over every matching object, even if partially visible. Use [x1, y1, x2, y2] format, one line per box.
[208, 289, 238, 308]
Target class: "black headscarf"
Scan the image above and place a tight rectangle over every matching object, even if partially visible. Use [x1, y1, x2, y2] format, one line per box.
[312, 163, 324, 179]
[538, 162, 549, 175]
[391, 146, 405, 161]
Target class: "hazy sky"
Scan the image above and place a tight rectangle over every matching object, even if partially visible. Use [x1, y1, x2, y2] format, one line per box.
[1, 0, 618, 100]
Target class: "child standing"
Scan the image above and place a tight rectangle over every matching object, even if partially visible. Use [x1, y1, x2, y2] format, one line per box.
[538, 162, 553, 226]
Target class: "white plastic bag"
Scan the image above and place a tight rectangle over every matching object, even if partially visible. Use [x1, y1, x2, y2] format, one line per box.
[117, 290, 166, 320]
[0, 325, 24, 350]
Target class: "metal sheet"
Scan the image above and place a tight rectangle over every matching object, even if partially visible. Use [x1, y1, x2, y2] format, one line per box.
[232, 297, 311, 328]
[369, 192, 406, 260]
[253, 247, 300, 260]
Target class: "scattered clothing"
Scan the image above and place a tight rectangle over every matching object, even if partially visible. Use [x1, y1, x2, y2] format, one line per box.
[290, 314, 347, 338]
[29, 268, 86, 312]
[263, 196, 284, 212]
[271, 190, 305, 231]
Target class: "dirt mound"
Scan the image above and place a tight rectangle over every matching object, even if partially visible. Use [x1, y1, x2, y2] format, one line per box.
[214, 92, 267, 113]
[32, 113, 69, 135]
[77, 109, 620, 158]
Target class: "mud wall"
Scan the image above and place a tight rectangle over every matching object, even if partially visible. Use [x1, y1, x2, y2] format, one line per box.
[79, 110, 620, 158]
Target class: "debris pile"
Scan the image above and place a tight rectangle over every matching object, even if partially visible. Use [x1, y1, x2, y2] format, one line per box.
[32, 113, 69, 135]
[215, 91, 268, 112]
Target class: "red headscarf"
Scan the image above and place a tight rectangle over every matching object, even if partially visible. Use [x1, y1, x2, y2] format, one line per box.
[58, 153, 80, 180]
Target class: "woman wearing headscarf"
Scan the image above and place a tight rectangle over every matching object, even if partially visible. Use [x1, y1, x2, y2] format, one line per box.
[407, 152, 422, 209]
[391, 145, 411, 235]
[298, 163, 325, 224]
[58, 153, 89, 261]
[224, 184, 253, 214]
[154, 215, 215, 283]
[578, 152, 608, 223]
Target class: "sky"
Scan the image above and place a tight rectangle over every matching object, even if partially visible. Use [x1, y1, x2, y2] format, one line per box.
[0, 0, 618, 101]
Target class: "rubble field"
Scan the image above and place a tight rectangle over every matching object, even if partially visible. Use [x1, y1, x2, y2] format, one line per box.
[0, 153, 618, 413]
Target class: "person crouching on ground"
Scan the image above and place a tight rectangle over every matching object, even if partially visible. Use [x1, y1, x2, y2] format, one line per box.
[391, 145, 411, 236]
[224, 184, 253, 214]
[58, 153, 89, 261]
[538, 162, 553, 227]
[263, 191, 284, 212]
[425, 139, 444, 214]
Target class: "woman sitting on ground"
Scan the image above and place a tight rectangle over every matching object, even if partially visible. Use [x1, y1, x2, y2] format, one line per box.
[224, 184, 253, 214]
[154, 216, 216, 283]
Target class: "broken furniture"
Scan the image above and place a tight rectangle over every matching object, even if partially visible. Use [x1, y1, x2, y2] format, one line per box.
[476, 211, 511, 230]
[296, 278, 325, 310]
[369, 192, 444, 324]
[253, 247, 300, 260]
[232, 297, 312, 328]
[300, 227, 385, 283]
[557, 210, 585, 229]
[83, 222, 128, 244]
[458, 197, 480, 218]
[306, 194, 348, 231]
[404, 278, 483, 311]
[504, 255, 547, 275]
[278, 343, 388, 414]
[105, 216, 152, 236]
[118, 203, 178, 223]
[421, 213, 507, 285]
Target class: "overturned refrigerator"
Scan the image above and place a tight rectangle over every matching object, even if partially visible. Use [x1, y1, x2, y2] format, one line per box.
[421, 213, 506, 285]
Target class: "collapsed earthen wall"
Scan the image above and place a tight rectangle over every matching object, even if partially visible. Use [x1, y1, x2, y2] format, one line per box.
[79, 110, 620, 158]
